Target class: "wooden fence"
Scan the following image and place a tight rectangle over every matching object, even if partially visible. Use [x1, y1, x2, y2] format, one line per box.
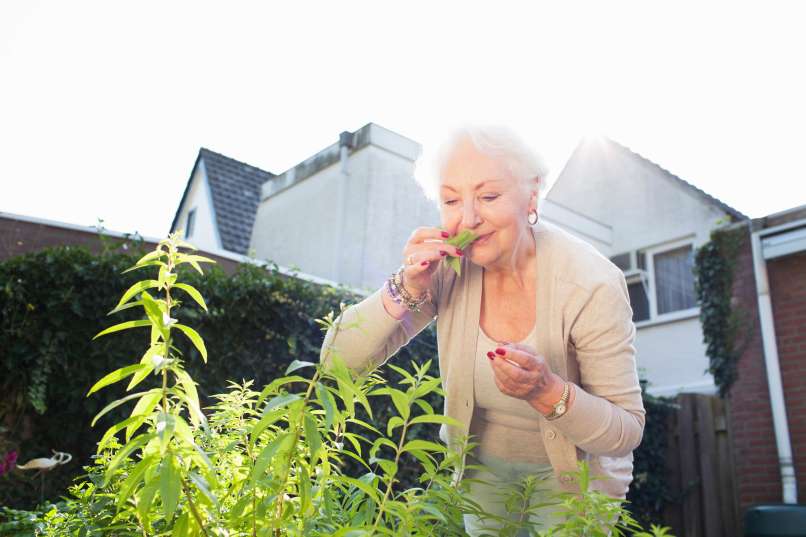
[663, 394, 741, 537]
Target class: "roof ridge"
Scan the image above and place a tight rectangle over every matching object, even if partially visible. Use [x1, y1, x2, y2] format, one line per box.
[200, 147, 274, 177]
[603, 138, 749, 221]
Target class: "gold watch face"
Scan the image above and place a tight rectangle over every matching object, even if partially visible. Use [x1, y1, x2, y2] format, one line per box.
[555, 403, 567, 415]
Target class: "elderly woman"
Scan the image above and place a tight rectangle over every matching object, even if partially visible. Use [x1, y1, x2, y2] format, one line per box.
[319, 126, 645, 534]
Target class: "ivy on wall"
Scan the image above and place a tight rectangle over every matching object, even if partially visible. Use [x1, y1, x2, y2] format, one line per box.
[693, 225, 752, 396]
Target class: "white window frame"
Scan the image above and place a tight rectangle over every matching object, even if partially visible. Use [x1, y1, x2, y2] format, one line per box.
[635, 237, 700, 328]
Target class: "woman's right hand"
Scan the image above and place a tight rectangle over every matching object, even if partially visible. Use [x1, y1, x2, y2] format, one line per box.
[400, 227, 464, 297]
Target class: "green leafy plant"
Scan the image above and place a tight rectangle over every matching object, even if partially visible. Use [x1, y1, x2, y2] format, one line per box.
[10, 234, 674, 536]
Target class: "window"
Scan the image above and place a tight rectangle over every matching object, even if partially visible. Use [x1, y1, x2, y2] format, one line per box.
[610, 239, 698, 325]
[186, 208, 196, 239]
[627, 279, 650, 322]
[654, 245, 697, 314]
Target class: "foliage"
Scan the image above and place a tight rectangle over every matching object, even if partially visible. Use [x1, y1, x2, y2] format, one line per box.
[0, 234, 674, 536]
[626, 381, 677, 527]
[693, 226, 752, 396]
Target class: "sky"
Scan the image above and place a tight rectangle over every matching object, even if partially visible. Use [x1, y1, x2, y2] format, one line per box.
[1, 1, 805, 239]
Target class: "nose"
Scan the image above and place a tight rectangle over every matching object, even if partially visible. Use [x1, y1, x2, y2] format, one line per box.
[460, 199, 482, 230]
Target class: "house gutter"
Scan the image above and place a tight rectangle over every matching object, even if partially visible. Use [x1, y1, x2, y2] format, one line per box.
[750, 219, 803, 504]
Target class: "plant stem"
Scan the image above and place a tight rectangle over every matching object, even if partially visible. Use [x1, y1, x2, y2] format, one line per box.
[181, 477, 211, 537]
[372, 418, 410, 532]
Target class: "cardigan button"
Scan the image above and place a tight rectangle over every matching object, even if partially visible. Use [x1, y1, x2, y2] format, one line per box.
[545, 430, 557, 440]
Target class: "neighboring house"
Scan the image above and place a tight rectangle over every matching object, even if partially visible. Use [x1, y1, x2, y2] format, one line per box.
[546, 137, 747, 396]
[170, 148, 275, 255]
[169, 125, 749, 396]
[723, 204, 806, 511]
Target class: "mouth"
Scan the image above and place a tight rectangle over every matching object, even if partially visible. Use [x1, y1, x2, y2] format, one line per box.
[475, 232, 494, 244]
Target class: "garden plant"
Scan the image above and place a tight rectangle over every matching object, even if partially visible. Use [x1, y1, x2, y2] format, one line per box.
[8, 233, 674, 536]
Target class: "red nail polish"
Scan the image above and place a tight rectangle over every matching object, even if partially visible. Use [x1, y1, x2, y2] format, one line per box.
[487, 351, 495, 360]
[441, 231, 450, 238]
[456, 248, 464, 256]
[440, 250, 447, 256]
[421, 260, 429, 266]
[495, 347, 506, 356]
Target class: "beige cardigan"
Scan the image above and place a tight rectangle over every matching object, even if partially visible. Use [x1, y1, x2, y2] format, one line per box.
[319, 221, 645, 498]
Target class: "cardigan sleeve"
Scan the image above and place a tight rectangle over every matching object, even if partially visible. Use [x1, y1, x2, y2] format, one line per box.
[548, 274, 646, 458]
[319, 266, 442, 373]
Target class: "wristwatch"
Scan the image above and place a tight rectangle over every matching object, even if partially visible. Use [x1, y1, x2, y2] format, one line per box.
[545, 382, 570, 421]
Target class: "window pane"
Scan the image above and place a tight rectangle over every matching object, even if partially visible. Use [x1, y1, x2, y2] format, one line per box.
[628, 281, 650, 322]
[186, 209, 196, 239]
[655, 245, 696, 314]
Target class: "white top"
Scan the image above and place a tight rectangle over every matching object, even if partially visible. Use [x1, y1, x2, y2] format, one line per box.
[469, 321, 552, 469]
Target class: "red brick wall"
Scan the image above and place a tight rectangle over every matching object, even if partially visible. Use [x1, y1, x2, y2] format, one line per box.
[727, 232, 783, 510]
[728, 229, 806, 513]
[768, 251, 806, 502]
[0, 215, 241, 274]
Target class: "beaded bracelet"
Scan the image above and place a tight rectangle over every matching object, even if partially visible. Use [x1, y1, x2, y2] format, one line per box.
[385, 266, 430, 312]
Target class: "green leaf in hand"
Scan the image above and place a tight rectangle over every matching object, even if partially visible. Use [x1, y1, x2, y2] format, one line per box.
[444, 230, 478, 276]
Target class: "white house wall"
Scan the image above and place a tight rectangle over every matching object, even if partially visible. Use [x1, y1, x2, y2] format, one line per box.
[175, 164, 220, 253]
[547, 138, 730, 396]
[250, 132, 439, 292]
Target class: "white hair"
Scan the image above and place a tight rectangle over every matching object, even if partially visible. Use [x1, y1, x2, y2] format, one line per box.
[414, 124, 550, 204]
[415, 124, 550, 285]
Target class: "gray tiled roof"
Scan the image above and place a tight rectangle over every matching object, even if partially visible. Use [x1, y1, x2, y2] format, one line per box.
[170, 148, 274, 254]
[607, 139, 748, 221]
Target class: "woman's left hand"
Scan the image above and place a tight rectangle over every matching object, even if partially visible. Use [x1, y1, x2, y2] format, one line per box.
[486, 342, 566, 414]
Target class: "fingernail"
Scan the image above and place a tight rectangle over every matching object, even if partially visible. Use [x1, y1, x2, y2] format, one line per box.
[495, 347, 506, 356]
[441, 231, 450, 238]
[440, 250, 448, 256]
[421, 260, 429, 266]
[456, 248, 464, 256]
[486, 351, 495, 360]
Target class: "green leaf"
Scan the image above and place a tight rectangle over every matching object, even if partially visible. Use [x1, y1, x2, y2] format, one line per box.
[444, 230, 478, 276]
[137, 479, 160, 523]
[126, 390, 163, 441]
[315, 383, 337, 429]
[87, 364, 150, 396]
[338, 475, 380, 503]
[176, 370, 201, 427]
[387, 416, 405, 437]
[174, 324, 207, 363]
[103, 433, 154, 487]
[401, 439, 444, 453]
[285, 360, 315, 375]
[107, 299, 144, 315]
[127, 346, 159, 391]
[248, 432, 293, 488]
[407, 414, 464, 428]
[115, 280, 160, 310]
[91, 389, 161, 427]
[156, 412, 176, 452]
[304, 414, 322, 467]
[135, 250, 167, 265]
[121, 260, 163, 274]
[140, 291, 165, 331]
[92, 319, 152, 340]
[97, 415, 150, 454]
[173, 283, 208, 312]
[160, 455, 180, 520]
[116, 455, 157, 508]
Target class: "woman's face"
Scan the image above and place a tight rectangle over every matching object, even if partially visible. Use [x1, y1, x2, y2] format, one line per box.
[438, 137, 536, 268]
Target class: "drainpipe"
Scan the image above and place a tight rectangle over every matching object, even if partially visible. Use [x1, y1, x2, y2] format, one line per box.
[334, 131, 354, 283]
[750, 226, 798, 503]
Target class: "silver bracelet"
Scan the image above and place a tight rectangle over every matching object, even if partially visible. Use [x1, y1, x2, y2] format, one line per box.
[386, 266, 430, 312]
